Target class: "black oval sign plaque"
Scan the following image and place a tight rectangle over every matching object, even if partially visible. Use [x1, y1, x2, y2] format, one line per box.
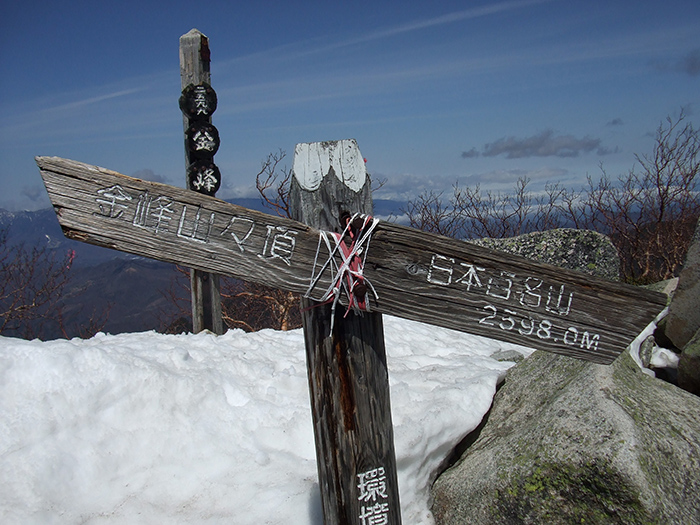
[179, 83, 217, 120]
[186, 122, 220, 158]
[187, 160, 221, 196]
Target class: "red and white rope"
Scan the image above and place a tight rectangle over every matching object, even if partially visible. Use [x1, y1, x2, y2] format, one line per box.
[305, 213, 380, 330]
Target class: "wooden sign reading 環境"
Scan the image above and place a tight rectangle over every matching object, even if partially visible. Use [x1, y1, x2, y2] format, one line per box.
[289, 140, 400, 524]
[36, 155, 666, 365]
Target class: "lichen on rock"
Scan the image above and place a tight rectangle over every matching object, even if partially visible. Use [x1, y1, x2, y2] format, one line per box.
[431, 349, 700, 524]
[469, 228, 621, 281]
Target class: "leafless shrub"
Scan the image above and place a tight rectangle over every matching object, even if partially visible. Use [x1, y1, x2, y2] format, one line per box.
[403, 178, 569, 239]
[0, 231, 71, 338]
[161, 265, 301, 333]
[256, 149, 292, 218]
[404, 111, 699, 283]
[0, 231, 109, 339]
[576, 111, 699, 282]
[159, 265, 194, 333]
[221, 280, 301, 332]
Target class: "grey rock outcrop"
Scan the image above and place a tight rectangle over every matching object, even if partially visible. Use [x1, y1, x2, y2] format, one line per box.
[678, 327, 700, 396]
[665, 216, 700, 349]
[432, 228, 698, 523]
[664, 216, 700, 395]
[431, 349, 700, 524]
[470, 228, 621, 281]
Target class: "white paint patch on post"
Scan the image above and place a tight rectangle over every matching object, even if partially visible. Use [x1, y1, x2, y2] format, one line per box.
[293, 139, 367, 192]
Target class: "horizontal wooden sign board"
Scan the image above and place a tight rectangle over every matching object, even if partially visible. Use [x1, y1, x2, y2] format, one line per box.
[36, 156, 667, 364]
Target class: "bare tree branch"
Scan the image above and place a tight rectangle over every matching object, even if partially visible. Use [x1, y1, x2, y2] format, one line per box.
[403, 110, 699, 284]
[256, 149, 292, 218]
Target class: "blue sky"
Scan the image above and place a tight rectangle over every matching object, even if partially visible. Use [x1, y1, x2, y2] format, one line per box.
[1, 0, 698, 211]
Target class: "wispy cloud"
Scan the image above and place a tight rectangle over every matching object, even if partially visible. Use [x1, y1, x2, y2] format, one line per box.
[217, 57, 490, 116]
[44, 87, 145, 113]
[373, 166, 573, 199]
[371, 172, 458, 200]
[500, 24, 700, 73]
[130, 168, 170, 183]
[461, 148, 480, 159]
[463, 167, 570, 185]
[21, 185, 46, 202]
[219, 0, 554, 69]
[652, 48, 700, 77]
[681, 51, 699, 75]
[217, 22, 698, 122]
[463, 130, 614, 159]
[0, 70, 176, 146]
[334, 0, 555, 48]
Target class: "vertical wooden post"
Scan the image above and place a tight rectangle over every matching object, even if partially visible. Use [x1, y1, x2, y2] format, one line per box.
[179, 29, 223, 334]
[290, 140, 401, 525]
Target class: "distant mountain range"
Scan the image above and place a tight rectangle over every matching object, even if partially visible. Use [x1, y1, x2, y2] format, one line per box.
[0, 197, 406, 339]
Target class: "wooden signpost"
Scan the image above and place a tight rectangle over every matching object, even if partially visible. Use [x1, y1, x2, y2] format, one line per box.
[35, 153, 667, 365]
[37, 147, 666, 523]
[290, 141, 400, 524]
[34, 29, 667, 525]
[179, 29, 223, 334]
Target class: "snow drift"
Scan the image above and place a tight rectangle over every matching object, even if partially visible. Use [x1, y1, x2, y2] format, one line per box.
[1, 316, 532, 524]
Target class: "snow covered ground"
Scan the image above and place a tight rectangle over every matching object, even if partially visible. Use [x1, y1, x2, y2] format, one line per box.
[1, 316, 534, 524]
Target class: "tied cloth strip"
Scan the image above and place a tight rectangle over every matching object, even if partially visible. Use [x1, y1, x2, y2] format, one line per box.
[305, 213, 380, 332]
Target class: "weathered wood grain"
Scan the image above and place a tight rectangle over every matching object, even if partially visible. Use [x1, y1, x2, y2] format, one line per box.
[36, 156, 667, 364]
[180, 28, 222, 334]
[179, 28, 211, 94]
[290, 140, 401, 525]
